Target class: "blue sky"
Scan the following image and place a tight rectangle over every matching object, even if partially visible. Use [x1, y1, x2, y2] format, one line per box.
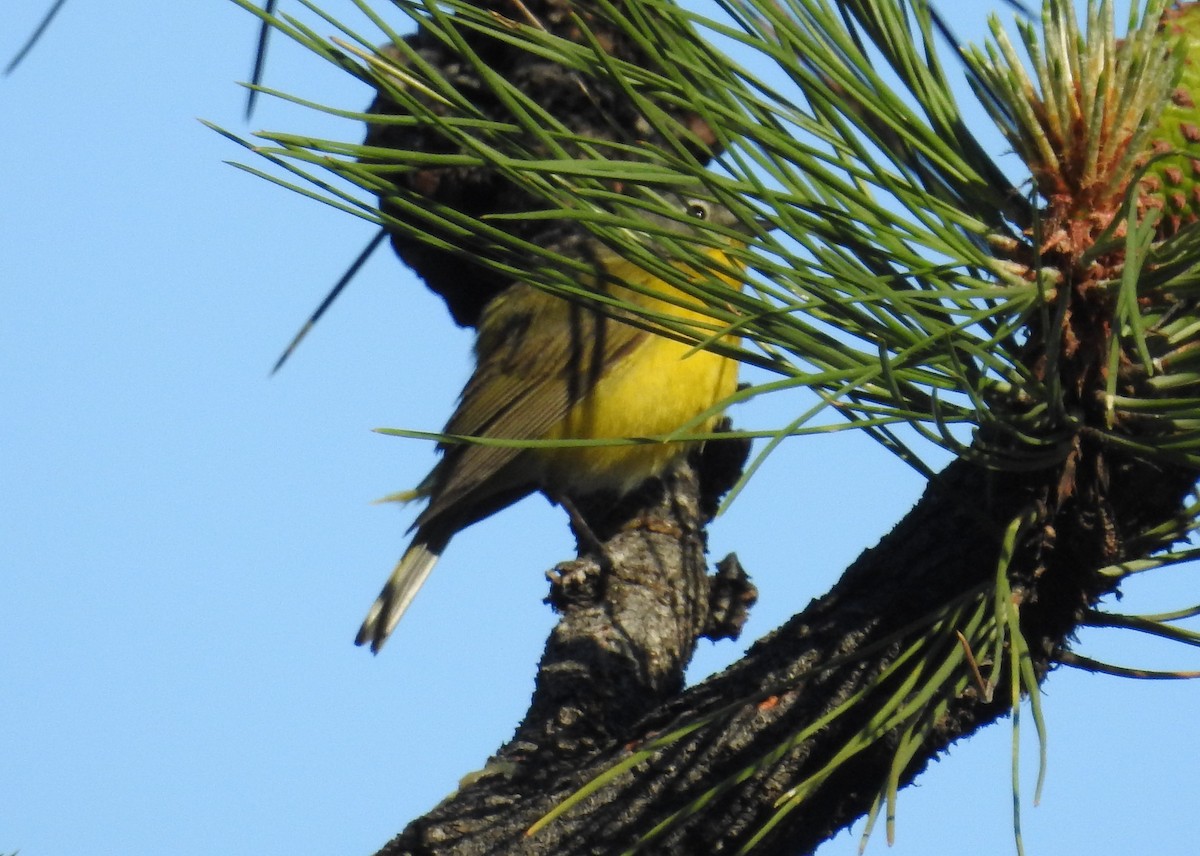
[4, 1, 1199, 854]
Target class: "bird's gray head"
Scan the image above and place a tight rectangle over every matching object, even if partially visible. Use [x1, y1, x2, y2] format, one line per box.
[634, 193, 757, 238]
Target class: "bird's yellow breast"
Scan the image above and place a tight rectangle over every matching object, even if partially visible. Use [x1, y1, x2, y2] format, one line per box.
[537, 252, 742, 496]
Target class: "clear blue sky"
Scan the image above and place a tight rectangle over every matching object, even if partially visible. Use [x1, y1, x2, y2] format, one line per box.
[4, 2, 1198, 855]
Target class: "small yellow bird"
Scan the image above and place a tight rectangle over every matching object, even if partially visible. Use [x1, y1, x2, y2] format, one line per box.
[356, 195, 754, 652]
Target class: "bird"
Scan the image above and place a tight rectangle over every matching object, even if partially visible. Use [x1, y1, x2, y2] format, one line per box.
[355, 194, 756, 653]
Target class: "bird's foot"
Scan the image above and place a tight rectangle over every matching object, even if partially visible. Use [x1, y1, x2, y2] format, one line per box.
[545, 555, 606, 612]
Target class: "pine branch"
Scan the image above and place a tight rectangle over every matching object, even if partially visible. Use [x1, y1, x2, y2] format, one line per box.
[222, 0, 1200, 852]
[374, 446, 1197, 856]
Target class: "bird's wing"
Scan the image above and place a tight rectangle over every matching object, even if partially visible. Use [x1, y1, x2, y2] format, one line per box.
[416, 278, 649, 529]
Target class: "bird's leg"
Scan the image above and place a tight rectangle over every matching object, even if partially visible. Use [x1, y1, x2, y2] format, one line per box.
[544, 492, 613, 612]
[557, 493, 610, 563]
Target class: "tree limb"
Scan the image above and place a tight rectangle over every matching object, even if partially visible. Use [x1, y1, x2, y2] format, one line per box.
[373, 444, 1195, 855]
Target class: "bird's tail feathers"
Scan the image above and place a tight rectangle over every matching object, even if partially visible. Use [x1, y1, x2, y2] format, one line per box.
[372, 486, 427, 505]
[355, 540, 441, 654]
[373, 468, 438, 505]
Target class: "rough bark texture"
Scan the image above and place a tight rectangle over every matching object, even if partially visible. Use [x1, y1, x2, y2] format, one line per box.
[358, 1, 1200, 853]
[373, 448, 1195, 856]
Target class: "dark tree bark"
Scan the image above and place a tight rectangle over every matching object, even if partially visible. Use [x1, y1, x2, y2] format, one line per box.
[374, 446, 1196, 856]
[358, 1, 1200, 853]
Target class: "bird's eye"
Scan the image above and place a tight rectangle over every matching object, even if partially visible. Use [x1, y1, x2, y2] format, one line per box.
[686, 201, 709, 220]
